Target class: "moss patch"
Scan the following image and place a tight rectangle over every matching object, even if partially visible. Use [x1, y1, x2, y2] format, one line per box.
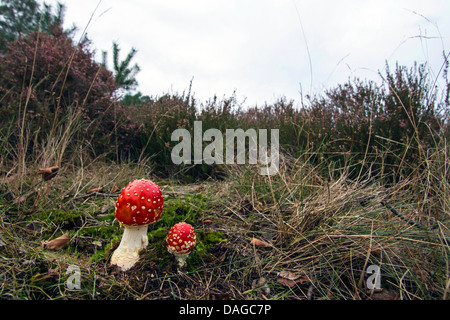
[32, 209, 86, 230]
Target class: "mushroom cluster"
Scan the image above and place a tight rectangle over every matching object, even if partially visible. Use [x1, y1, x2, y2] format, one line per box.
[110, 178, 197, 272]
[110, 179, 163, 271]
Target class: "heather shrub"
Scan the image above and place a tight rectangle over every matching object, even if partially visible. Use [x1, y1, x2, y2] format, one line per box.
[251, 98, 307, 156]
[197, 95, 307, 160]
[196, 95, 305, 177]
[0, 27, 117, 160]
[305, 62, 449, 180]
[378, 63, 445, 176]
[96, 102, 146, 161]
[126, 93, 201, 178]
[305, 78, 384, 175]
[114, 61, 448, 182]
[197, 94, 241, 131]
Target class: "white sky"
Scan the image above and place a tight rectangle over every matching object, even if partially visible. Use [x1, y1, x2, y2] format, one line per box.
[45, 0, 449, 107]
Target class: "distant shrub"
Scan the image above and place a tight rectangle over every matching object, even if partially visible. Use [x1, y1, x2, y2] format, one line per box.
[0, 26, 117, 157]
[305, 62, 449, 180]
[115, 62, 448, 181]
[122, 93, 198, 177]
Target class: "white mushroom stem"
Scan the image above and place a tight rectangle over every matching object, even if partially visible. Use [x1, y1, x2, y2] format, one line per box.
[110, 224, 149, 271]
[174, 252, 190, 269]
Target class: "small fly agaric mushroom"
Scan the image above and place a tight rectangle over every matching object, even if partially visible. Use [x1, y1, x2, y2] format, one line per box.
[110, 179, 163, 271]
[166, 222, 196, 269]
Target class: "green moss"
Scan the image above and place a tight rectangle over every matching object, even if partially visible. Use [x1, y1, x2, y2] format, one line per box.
[198, 231, 227, 245]
[185, 230, 227, 267]
[148, 226, 169, 240]
[97, 213, 115, 222]
[32, 209, 85, 229]
[146, 192, 210, 231]
[160, 197, 199, 226]
[78, 224, 118, 241]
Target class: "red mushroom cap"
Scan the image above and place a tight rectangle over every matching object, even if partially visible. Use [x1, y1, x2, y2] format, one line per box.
[166, 222, 196, 255]
[115, 179, 163, 226]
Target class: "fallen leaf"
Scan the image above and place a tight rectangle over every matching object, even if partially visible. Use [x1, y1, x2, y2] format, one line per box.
[37, 166, 59, 175]
[87, 187, 103, 194]
[38, 166, 59, 181]
[278, 270, 301, 280]
[42, 233, 70, 250]
[110, 185, 119, 193]
[203, 219, 214, 224]
[250, 237, 272, 248]
[277, 271, 310, 288]
[366, 289, 399, 300]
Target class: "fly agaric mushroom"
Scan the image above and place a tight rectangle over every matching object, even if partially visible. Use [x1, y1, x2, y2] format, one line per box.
[110, 179, 163, 271]
[166, 222, 196, 269]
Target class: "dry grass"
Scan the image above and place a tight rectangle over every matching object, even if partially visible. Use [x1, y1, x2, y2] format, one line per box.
[208, 151, 450, 300]
[0, 115, 449, 300]
[0, 150, 449, 300]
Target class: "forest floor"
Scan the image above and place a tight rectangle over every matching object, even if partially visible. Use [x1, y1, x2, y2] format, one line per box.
[1, 159, 449, 300]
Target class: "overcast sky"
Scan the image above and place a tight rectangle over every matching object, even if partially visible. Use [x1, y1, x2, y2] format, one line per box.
[46, 0, 450, 107]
